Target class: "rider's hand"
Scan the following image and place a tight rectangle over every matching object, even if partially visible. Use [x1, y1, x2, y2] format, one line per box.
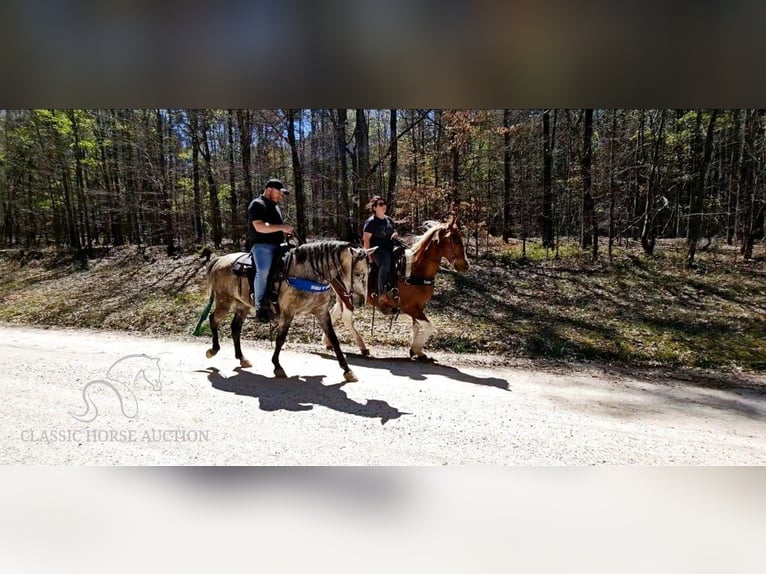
[392, 232, 399, 240]
[283, 224, 295, 234]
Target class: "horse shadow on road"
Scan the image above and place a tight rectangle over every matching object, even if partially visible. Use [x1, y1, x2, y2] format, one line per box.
[313, 352, 511, 391]
[201, 367, 407, 424]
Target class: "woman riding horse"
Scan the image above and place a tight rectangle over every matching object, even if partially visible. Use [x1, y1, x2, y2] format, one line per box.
[328, 212, 469, 360]
[362, 195, 400, 310]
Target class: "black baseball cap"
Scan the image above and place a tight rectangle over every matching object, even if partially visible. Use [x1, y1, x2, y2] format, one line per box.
[265, 178, 289, 194]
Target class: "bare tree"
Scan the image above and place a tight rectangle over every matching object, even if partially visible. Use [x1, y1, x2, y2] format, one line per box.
[640, 110, 666, 255]
[335, 109, 353, 241]
[687, 109, 719, 267]
[542, 109, 554, 248]
[581, 109, 597, 259]
[286, 109, 307, 239]
[387, 109, 398, 208]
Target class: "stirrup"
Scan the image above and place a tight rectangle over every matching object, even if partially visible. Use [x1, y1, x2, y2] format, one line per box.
[255, 307, 270, 323]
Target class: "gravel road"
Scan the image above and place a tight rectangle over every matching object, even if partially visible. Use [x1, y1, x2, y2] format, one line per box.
[2, 324, 764, 464]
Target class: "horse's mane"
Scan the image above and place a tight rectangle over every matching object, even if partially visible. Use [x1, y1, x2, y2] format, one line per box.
[292, 240, 350, 281]
[411, 221, 446, 254]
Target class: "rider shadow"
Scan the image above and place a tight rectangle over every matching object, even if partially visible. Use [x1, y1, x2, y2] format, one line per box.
[314, 352, 511, 391]
[201, 367, 407, 424]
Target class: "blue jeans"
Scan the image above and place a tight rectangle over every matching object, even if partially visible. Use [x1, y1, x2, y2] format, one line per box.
[250, 243, 280, 307]
[374, 249, 392, 296]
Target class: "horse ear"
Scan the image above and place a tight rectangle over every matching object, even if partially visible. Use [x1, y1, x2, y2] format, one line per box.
[453, 210, 461, 227]
[365, 247, 378, 257]
[446, 212, 456, 228]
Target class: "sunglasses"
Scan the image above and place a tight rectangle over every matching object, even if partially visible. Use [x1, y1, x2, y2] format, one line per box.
[375, 202, 387, 207]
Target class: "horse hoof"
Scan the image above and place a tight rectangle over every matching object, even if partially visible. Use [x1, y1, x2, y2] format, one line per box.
[274, 368, 287, 379]
[206, 349, 218, 359]
[344, 371, 358, 382]
[361, 349, 370, 357]
[240, 359, 252, 368]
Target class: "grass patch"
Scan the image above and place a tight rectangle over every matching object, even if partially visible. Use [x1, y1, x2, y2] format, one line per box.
[1, 239, 764, 373]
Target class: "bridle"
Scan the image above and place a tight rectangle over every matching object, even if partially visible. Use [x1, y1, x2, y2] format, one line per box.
[442, 229, 464, 268]
[330, 247, 365, 311]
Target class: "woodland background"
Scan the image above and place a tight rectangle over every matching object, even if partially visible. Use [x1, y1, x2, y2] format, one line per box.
[1, 109, 763, 265]
[0, 110, 764, 373]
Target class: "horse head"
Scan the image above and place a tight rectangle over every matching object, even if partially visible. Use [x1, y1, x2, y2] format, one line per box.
[441, 212, 470, 272]
[349, 246, 375, 306]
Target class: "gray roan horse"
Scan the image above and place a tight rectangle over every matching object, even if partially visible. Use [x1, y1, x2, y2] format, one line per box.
[200, 241, 375, 382]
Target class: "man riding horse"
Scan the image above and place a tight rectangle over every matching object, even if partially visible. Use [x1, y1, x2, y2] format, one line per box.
[246, 178, 294, 323]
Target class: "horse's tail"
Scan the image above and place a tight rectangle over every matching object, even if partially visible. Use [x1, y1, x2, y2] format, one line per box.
[193, 290, 215, 336]
[193, 253, 220, 336]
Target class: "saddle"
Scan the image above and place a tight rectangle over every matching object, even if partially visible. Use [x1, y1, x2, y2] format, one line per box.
[368, 240, 407, 310]
[231, 242, 295, 317]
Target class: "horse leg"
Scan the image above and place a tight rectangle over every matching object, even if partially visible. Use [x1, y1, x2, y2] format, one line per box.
[231, 306, 252, 368]
[324, 300, 341, 350]
[342, 303, 369, 356]
[325, 300, 369, 357]
[317, 308, 357, 382]
[409, 311, 434, 360]
[206, 299, 231, 359]
[272, 311, 295, 379]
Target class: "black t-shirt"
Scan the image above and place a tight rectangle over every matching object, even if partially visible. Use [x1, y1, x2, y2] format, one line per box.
[363, 215, 395, 250]
[247, 195, 285, 246]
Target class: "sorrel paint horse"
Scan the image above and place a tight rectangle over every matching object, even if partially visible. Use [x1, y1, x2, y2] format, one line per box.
[201, 241, 375, 382]
[325, 213, 470, 359]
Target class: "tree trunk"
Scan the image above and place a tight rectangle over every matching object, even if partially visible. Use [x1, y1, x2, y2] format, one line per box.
[673, 110, 685, 237]
[727, 109, 744, 245]
[68, 110, 92, 249]
[640, 110, 666, 255]
[309, 109, 322, 233]
[542, 109, 554, 248]
[740, 109, 764, 259]
[236, 110, 253, 203]
[502, 109, 512, 243]
[227, 110, 239, 245]
[353, 109, 370, 233]
[286, 109, 307, 239]
[387, 109, 398, 209]
[189, 110, 204, 243]
[581, 109, 597, 258]
[687, 109, 719, 267]
[335, 109, 353, 241]
[156, 110, 175, 254]
[200, 113, 222, 248]
[631, 110, 646, 240]
[608, 110, 617, 261]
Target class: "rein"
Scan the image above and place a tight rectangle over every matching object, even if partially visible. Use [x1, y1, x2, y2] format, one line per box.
[331, 246, 363, 311]
[331, 277, 354, 311]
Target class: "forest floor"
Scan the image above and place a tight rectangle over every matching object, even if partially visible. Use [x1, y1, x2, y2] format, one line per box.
[0, 236, 764, 375]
